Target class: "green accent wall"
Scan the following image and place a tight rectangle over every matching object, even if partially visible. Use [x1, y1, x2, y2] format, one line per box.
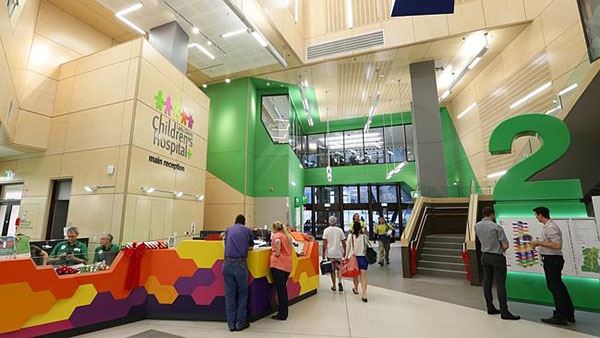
[204, 78, 253, 195]
[440, 107, 480, 197]
[304, 162, 417, 189]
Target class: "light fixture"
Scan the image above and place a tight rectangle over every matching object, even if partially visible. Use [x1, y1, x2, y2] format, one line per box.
[225, 78, 231, 83]
[115, 3, 145, 35]
[326, 165, 333, 182]
[294, 0, 299, 23]
[206, 40, 212, 46]
[509, 81, 552, 109]
[196, 194, 205, 201]
[545, 105, 561, 115]
[364, 90, 381, 134]
[173, 191, 184, 198]
[84, 184, 115, 192]
[558, 83, 578, 96]
[345, 0, 353, 29]
[141, 186, 155, 194]
[487, 170, 507, 179]
[221, 28, 248, 38]
[251, 31, 268, 47]
[291, 181, 297, 187]
[266, 81, 271, 86]
[202, 83, 207, 88]
[192, 26, 200, 34]
[467, 57, 482, 70]
[439, 33, 489, 102]
[440, 90, 451, 101]
[386, 161, 407, 180]
[188, 43, 215, 60]
[457, 103, 476, 119]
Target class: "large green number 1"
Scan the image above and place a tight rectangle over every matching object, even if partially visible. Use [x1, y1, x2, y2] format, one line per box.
[488, 114, 583, 201]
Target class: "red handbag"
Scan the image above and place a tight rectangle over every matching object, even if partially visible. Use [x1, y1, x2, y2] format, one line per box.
[341, 235, 360, 278]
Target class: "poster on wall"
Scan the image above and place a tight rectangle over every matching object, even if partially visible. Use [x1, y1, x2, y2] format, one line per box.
[569, 218, 600, 244]
[499, 218, 577, 276]
[0, 236, 16, 259]
[573, 242, 600, 278]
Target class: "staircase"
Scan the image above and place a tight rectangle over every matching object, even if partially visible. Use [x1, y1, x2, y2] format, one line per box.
[417, 234, 466, 279]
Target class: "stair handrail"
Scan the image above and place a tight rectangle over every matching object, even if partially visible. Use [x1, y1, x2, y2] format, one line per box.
[401, 196, 424, 246]
[465, 193, 479, 250]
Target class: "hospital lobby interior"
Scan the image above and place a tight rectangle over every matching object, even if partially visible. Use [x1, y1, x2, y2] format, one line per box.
[0, 0, 599, 337]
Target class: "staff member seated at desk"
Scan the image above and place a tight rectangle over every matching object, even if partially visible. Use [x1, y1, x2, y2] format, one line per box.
[47, 227, 88, 266]
[93, 233, 120, 264]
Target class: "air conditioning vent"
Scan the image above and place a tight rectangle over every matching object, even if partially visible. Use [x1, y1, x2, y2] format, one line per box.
[307, 30, 384, 61]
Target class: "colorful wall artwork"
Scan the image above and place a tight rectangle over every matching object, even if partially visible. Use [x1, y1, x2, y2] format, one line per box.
[0, 240, 319, 337]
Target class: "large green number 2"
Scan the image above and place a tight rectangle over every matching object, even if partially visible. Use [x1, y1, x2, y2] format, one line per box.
[488, 114, 583, 201]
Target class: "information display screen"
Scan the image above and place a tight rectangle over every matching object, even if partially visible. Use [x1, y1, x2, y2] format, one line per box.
[391, 0, 454, 17]
[577, 0, 600, 62]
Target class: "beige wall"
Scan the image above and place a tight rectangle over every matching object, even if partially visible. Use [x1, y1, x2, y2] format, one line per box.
[204, 172, 255, 231]
[303, 0, 535, 63]
[0, 0, 113, 151]
[445, 0, 600, 192]
[0, 25, 209, 244]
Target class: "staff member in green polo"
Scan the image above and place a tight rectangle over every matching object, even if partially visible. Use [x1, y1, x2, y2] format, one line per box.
[93, 233, 120, 263]
[48, 226, 88, 266]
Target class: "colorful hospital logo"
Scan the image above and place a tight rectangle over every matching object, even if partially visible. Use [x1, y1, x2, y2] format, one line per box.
[153, 90, 195, 159]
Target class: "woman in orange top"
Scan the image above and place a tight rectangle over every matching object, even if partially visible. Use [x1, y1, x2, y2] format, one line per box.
[270, 221, 293, 320]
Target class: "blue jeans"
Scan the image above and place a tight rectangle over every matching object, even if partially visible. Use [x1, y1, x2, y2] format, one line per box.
[223, 261, 249, 329]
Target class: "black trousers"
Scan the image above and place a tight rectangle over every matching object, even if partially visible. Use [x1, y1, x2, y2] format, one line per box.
[481, 253, 508, 313]
[542, 255, 574, 319]
[271, 267, 291, 319]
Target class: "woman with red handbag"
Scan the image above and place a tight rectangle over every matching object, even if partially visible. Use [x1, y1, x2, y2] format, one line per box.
[345, 221, 370, 302]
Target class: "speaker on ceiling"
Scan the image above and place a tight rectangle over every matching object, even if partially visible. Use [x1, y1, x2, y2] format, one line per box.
[391, 0, 455, 17]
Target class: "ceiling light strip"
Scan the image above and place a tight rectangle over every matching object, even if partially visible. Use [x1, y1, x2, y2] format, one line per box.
[115, 3, 145, 35]
[345, 0, 353, 29]
[188, 43, 215, 60]
[221, 0, 288, 68]
[457, 103, 476, 119]
[439, 35, 489, 101]
[509, 81, 552, 109]
[221, 28, 248, 38]
[558, 83, 578, 96]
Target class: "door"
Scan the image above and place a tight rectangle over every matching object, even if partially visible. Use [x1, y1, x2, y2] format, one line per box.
[0, 184, 23, 236]
[46, 180, 72, 240]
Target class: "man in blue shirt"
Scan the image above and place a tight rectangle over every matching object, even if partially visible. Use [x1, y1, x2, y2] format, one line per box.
[223, 214, 254, 332]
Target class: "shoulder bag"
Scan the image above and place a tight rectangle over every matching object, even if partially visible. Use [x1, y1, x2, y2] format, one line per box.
[365, 235, 377, 265]
[341, 235, 360, 277]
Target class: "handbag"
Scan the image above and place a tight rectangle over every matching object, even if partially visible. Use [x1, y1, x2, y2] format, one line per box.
[365, 236, 377, 265]
[341, 235, 360, 277]
[320, 259, 334, 275]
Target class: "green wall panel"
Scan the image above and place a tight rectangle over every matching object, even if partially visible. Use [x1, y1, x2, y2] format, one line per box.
[206, 151, 247, 194]
[304, 162, 417, 189]
[440, 107, 480, 197]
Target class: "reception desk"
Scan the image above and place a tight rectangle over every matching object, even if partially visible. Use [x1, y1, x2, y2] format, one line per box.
[0, 237, 319, 337]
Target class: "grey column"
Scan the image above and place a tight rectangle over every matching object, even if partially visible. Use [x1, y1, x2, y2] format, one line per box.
[149, 21, 189, 73]
[409, 60, 447, 197]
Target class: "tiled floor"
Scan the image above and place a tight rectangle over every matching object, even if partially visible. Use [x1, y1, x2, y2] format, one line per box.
[78, 272, 598, 337]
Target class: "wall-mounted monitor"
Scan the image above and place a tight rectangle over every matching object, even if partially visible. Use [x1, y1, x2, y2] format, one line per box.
[577, 0, 600, 63]
[391, 0, 454, 17]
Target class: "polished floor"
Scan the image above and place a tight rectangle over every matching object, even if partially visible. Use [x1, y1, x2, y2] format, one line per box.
[77, 246, 599, 338]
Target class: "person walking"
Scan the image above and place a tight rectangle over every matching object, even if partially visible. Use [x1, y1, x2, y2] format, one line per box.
[531, 207, 575, 326]
[375, 216, 392, 266]
[223, 215, 254, 332]
[349, 213, 366, 234]
[346, 221, 370, 302]
[322, 216, 346, 292]
[270, 221, 293, 320]
[475, 207, 520, 320]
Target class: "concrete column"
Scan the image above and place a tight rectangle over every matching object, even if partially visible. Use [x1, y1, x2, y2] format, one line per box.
[149, 21, 189, 73]
[409, 60, 447, 197]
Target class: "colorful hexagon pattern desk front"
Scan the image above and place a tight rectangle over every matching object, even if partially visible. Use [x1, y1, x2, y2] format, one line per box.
[0, 239, 319, 337]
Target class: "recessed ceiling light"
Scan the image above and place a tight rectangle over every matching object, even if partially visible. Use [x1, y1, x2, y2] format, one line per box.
[221, 28, 248, 38]
[266, 82, 271, 86]
[202, 83, 207, 88]
[509, 81, 552, 109]
[206, 40, 212, 46]
[251, 31, 268, 47]
[188, 43, 215, 60]
[115, 3, 145, 35]
[192, 27, 200, 34]
[225, 78, 231, 83]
